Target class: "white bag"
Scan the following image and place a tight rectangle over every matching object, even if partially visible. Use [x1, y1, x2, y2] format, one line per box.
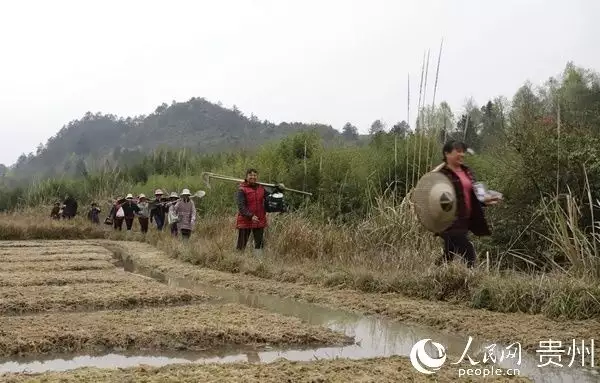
[116, 206, 125, 218]
[168, 207, 179, 224]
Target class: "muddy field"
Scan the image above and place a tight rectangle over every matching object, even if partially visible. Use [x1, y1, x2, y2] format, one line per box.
[0, 240, 402, 382]
[0, 303, 351, 356]
[106, 241, 600, 356]
[4, 240, 598, 381]
[3, 356, 531, 382]
[0, 270, 135, 287]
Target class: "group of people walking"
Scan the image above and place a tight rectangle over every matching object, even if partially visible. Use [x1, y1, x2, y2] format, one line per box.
[48, 169, 282, 252]
[47, 144, 498, 266]
[107, 188, 197, 239]
[102, 168, 282, 250]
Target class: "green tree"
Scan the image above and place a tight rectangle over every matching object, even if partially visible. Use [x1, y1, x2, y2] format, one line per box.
[342, 122, 359, 140]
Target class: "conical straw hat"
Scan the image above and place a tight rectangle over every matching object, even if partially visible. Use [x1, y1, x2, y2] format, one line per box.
[412, 171, 457, 233]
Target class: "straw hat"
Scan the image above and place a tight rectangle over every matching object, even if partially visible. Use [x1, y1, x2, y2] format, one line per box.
[154, 189, 164, 195]
[412, 171, 457, 233]
[181, 188, 191, 196]
[139, 193, 146, 199]
[169, 191, 179, 199]
[126, 193, 133, 199]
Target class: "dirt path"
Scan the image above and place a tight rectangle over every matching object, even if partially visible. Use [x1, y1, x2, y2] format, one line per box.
[103, 240, 600, 356]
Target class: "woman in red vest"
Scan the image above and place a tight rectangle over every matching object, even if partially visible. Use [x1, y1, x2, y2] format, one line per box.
[236, 168, 283, 252]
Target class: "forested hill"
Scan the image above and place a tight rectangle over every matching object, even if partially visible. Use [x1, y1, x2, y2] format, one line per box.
[3, 97, 357, 186]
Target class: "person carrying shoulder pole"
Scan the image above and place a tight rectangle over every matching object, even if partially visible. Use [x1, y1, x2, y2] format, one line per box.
[150, 189, 166, 231]
[136, 194, 151, 233]
[167, 192, 180, 236]
[174, 188, 196, 241]
[122, 194, 140, 231]
[235, 168, 284, 254]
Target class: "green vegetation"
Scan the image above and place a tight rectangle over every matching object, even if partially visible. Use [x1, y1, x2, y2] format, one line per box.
[0, 62, 599, 320]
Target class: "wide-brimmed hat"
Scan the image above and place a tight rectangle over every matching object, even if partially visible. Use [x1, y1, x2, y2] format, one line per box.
[169, 192, 179, 199]
[181, 188, 191, 196]
[412, 171, 457, 233]
[139, 193, 146, 199]
[195, 190, 206, 198]
[126, 193, 133, 199]
[154, 189, 163, 195]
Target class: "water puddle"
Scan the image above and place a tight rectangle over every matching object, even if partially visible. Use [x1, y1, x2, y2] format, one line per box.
[1, 251, 598, 383]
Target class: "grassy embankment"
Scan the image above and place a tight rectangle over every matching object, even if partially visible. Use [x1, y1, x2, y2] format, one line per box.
[1, 193, 599, 323]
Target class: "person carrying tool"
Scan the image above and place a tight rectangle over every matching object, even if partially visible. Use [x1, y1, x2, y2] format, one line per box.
[174, 188, 196, 240]
[136, 194, 151, 233]
[235, 168, 284, 253]
[166, 191, 180, 236]
[122, 194, 140, 231]
[150, 189, 167, 231]
[435, 140, 501, 268]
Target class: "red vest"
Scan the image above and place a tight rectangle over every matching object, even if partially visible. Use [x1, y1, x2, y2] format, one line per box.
[236, 182, 267, 229]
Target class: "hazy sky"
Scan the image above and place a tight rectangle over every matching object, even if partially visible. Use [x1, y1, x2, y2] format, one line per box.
[1, 0, 598, 166]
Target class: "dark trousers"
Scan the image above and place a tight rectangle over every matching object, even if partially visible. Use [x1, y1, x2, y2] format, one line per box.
[438, 232, 476, 268]
[125, 217, 134, 230]
[171, 223, 178, 236]
[154, 215, 164, 231]
[180, 228, 191, 240]
[114, 217, 124, 230]
[236, 228, 264, 250]
[139, 217, 149, 233]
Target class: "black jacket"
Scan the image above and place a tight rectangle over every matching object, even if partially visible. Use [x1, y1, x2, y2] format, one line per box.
[150, 198, 167, 221]
[63, 197, 78, 217]
[438, 164, 491, 236]
[121, 201, 140, 218]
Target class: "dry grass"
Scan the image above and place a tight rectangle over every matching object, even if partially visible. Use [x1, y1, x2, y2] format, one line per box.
[0, 214, 106, 240]
[0, 270, 134, 287]
[0, 280, 209, 315]
[107, 240, 600, 355]
[0, 253, 113, 262]
[0, 240, 103, 247]
[0, 259, 116, 272]
[0, 356, 531, 382]
[1, 206, 600, 321]
[146, 231, 600, 319]
[0, 243, 111, 252]
[0, 303, 351, 357]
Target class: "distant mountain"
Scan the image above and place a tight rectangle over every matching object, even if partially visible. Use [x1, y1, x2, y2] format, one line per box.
[2, 97, 356, 185]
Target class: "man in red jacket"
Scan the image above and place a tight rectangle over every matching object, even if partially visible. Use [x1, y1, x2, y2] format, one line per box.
[236, 168, 267, 251]
[236, 168, 284, 252]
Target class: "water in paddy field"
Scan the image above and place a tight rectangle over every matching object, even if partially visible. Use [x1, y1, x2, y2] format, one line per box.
[0, 252, 598, 382]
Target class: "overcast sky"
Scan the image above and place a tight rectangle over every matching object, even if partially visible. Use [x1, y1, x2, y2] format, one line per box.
[0, 0, 598, 166]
